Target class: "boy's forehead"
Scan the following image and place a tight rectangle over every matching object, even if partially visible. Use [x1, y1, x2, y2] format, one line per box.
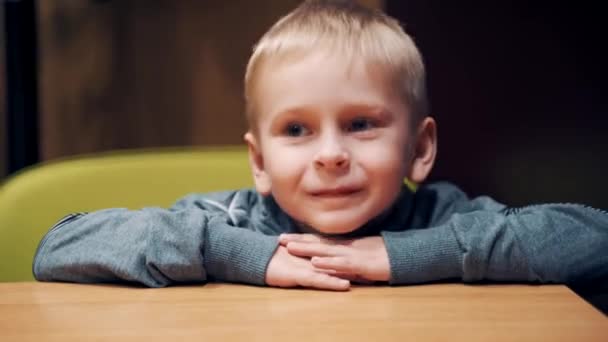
[255, 51, 405, 116]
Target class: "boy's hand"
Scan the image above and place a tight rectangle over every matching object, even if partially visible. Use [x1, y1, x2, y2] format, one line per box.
[265, 245, 351, 291]
[279, 234, 391, 283]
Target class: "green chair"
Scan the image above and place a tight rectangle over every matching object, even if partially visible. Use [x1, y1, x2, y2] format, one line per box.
[0, 146, 252, 282]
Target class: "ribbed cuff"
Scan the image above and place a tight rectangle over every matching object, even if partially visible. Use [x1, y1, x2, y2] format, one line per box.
[381, 228, 463, 284]
[204, 219, 279, 285]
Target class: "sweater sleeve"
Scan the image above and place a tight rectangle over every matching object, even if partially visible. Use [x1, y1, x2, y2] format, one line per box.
[381, 183, 608, 286]
[33, 197, 279, 287]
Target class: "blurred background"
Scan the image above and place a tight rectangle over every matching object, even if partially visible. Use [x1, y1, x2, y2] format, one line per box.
[1, 0, 606, 208]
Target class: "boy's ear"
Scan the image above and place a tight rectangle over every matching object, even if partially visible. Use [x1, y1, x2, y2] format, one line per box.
[407, 117, 437, 184]
[244, 132, 272, 195]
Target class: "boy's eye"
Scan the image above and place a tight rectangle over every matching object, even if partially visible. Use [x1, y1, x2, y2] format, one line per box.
[347, 118, 376, 132]
[284, 123, 310, 137]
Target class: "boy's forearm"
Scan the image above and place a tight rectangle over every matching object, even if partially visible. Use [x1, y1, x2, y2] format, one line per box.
[33, 208, 210, 287]
[382, 204, 608, 286]
[500, 204, 608, 285]
[33, 208, 278, 287]
[381, 227, 465, 284]
[203, 215, 279, 285]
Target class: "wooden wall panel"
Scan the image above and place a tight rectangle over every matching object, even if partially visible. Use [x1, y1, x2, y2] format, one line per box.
[38, 0, 120, 160]
[37, 0, 383, 161]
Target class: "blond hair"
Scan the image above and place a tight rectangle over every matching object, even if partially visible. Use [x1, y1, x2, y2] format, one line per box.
[244, 0, 428, 131]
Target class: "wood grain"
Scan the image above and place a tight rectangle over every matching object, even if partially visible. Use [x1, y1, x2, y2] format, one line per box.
[0, 282, 605, 341]
[36, 0, 300, 160]
[36, 0, 383, 161]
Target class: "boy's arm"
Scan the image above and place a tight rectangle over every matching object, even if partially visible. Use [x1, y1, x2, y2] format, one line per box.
[33, 195, 279, 287]
[382, 183, 608, 286]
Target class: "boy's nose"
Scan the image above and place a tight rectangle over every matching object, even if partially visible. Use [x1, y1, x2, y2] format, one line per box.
[314, 138, 350, 170]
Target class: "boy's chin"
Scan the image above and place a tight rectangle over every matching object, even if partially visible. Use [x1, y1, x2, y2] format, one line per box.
[302, 215, 369, 236]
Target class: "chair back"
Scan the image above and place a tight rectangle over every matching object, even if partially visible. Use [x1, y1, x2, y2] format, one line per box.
[0, 146, 252, 281]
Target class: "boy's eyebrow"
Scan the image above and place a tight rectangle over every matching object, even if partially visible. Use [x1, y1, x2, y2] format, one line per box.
[268, 105, 315, 123]
[273, 103, 392, 118]
[343, 104, 393, 116]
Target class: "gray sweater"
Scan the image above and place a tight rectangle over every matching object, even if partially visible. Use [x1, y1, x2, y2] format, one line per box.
[33, 182, 608, 289]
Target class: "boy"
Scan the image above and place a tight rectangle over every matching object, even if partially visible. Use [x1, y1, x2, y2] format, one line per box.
[34, 0, 607, 294]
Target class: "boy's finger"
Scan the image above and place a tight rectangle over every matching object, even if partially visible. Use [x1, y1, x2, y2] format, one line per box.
[298, 271, 350, 291]
[314, 268, 358, 281]
[312, 256, 358, 275]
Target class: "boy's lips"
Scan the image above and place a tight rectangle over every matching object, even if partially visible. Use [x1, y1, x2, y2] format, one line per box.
[309, 186, 363, 197]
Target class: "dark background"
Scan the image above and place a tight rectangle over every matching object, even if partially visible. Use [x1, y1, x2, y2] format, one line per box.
[387, 1, 607, 209]
[2, 0, 607, 209]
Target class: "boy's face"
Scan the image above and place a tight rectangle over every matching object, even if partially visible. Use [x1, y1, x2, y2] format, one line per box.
[246, 52, 416, 234]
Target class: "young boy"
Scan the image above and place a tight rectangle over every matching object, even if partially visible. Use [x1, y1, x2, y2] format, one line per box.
[34, 0, 607, 294]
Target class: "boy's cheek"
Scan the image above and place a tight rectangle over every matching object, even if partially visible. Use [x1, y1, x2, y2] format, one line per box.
[352, 143, 409, 170]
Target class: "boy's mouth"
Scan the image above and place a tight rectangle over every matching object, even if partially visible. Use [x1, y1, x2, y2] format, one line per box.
[309, 186, 363, 197]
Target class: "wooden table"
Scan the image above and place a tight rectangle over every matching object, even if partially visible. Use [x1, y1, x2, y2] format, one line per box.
[0, 282, 606, 341]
